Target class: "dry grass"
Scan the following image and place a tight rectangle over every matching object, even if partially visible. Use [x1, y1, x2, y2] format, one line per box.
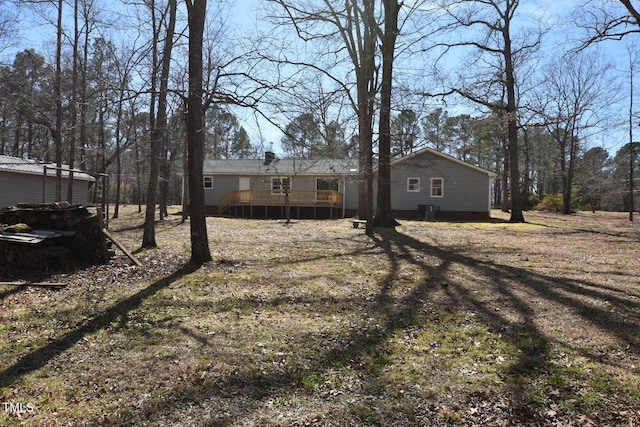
[1, 207, 639, 426]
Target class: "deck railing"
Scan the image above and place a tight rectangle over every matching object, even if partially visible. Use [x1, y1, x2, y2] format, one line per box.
[219, 189, 343, 214]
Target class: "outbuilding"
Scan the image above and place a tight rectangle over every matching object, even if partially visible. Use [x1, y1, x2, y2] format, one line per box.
[0, 155, 95, 209]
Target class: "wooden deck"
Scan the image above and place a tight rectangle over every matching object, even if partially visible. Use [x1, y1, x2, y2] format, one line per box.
[219, 189, 344, 219]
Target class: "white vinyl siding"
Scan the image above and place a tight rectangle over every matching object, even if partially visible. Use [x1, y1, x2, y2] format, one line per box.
[388, 149, 493, 213]
[0, 172, 93, 208]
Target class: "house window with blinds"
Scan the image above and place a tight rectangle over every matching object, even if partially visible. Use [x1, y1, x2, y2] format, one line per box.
[271, 177, 291, 194]
[431, 177, 443, 197]
[407, 177, 420, 192]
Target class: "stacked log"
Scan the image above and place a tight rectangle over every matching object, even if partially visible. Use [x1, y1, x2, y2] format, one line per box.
[0, 204, 110, 270]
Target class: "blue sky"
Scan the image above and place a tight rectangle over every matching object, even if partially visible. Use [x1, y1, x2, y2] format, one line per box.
[4, 0, 636, 156]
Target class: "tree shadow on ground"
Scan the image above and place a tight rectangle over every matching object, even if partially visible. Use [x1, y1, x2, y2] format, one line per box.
[0, 262, 200, 390]
[4, 224, 638, 425]
[0, 284, 27, 301]
[101, 226, 636, 424]
[373, 228, 638, 421]
[75, 224, 638, 425]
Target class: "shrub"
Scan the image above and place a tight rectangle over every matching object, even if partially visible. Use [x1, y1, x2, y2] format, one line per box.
[525, 194, 541, 210]
[534, 194, 563, 212]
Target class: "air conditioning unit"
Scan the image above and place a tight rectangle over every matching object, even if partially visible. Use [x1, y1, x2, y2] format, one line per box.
[417, 204, 437, 220]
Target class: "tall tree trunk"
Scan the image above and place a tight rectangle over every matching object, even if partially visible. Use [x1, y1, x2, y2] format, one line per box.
[557, 128, 570, 214]
[99, 104, 107, 208]
[79, 8, 89, 172]
[374, 0, 399, 228]
[135, 126, 142, 213]
[522, 129, 532, 208]
[160, 148, 176, 217]
[158, 0, 176, 221]
[501, 136, 510, 212]
[113, 79, 126, 219]
[142, 0, 161, 248]
[361, 0, 376, 236]
[182, 128, 188, 222]
[186, 0, 212, 264]
[54, 0, 63, 202]
[629, 57, 635, 221]
[503, 16, 524, 222]
[563, 131, 578, 214]
[66, 0, 80, 204]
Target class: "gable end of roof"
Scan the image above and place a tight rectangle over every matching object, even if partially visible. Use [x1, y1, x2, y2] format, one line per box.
[391, 147, 497, 177]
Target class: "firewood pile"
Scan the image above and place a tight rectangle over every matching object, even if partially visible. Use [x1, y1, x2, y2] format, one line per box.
[0, 202, 110, 270]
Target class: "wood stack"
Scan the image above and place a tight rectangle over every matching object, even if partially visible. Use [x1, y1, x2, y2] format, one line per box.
[0, 204, 110, 270]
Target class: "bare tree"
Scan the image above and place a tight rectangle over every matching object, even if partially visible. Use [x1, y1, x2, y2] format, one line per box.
[627, 43, 636, 220]
[576, 0, 640, 47]
[434, 0, 541, 222]
[0, 0, 18, 57]
[275, 78, 353, 160]
[185, 0, 212, 264]
[533, 50, 618, 214]
[267, 0, 378, 235]
[65, 0, 80, 205]
[373, 0, 400, 227]
[576, 2, 640, 220]
[108, 40, 146, 219]
[54, 0, 63, 201]
[142, 0, 177, 248]
[156, 0, 177, 222]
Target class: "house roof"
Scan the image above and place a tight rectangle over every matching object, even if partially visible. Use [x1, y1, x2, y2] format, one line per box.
[203, 158, 359, 176]
[0, 155, 95, 181]
[203, 148, 496, 178]
[391, 147, 497, 178]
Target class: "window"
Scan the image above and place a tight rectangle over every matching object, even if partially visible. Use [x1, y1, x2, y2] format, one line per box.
[316, 178, 339, 192]
[431, 177, 443, 197]
[271, 177, 291, 194]
[407, 177, 420, 192]
[203, 176, 213, 189]
[317, 178, 339, 201]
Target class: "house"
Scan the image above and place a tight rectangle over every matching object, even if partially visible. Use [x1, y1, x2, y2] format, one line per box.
[385, 147, 496, 220]
[203, 157, 360, 219]
[0, 155, 95, 209]
[203, 147, 495, 220]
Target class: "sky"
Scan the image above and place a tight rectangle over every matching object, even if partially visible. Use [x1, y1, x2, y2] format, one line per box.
[3, 0, 637, 156]
[226, 0, 637, 156]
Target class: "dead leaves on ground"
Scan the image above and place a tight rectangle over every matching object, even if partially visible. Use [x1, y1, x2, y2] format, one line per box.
[1, 209, 640, 426]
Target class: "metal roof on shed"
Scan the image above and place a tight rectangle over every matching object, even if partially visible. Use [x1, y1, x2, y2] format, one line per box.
[0, 155, 95, 181]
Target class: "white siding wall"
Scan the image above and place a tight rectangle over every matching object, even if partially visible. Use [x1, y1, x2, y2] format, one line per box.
[389, 152, 492, 213]
[0, 172, 92, 209]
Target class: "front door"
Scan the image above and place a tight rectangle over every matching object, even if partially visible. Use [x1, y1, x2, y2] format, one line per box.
[239, 177, 250, 191]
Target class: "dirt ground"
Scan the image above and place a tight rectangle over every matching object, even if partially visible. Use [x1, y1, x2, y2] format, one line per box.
[1, 208, 639, 426]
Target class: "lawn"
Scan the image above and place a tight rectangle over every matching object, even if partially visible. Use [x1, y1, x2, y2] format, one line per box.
[1, 208, 639, 426]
